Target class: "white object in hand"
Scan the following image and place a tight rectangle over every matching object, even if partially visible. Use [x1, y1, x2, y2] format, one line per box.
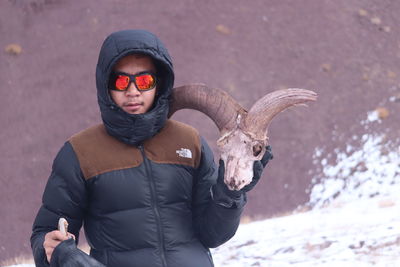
[58, 218, 69, 236]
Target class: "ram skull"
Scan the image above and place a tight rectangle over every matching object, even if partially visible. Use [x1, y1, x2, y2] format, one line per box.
[168, 84, 317, 190]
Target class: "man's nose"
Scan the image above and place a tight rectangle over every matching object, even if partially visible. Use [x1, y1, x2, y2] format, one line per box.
[125, 82, 140, 96]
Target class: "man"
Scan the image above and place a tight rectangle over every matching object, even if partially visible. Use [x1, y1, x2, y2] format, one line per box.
[31, 29, 272, 267]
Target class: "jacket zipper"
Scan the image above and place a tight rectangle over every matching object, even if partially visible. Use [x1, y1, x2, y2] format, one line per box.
[139, 145, 168, 267]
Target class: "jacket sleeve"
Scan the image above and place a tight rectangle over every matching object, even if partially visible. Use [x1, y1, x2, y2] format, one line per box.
[30, 142, 88, 267]
[192, 137, 246, 248]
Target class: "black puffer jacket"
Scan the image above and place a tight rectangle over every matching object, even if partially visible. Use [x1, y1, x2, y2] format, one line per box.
[31, 30, 245, 267]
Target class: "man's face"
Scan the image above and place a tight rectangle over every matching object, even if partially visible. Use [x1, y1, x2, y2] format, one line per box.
[109, 54, 157, 115]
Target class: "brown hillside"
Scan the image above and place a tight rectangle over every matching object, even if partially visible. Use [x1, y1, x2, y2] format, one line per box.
[0, 0, 399, 261]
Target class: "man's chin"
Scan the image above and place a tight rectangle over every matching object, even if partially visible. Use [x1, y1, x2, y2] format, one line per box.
[125, 110, 144, 115]
[123, 106, 144, 114]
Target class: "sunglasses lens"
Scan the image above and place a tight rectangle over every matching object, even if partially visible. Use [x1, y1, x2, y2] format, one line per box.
[115, 75, 130, 90]
[135, 74, 156, 90]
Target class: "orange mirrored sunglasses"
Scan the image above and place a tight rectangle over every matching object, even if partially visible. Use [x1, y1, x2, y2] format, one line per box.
[110, 71, 157, 91]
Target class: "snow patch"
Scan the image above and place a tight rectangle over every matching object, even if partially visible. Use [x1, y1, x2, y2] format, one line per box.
[212, 196, 400, 266]
[308, 113, 400, 208]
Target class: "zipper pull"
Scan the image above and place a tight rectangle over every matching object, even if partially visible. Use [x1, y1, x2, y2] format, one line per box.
[137, 143, 144, 152]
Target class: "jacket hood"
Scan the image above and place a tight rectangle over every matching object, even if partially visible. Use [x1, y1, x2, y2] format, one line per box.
[96, 29, 174, 145]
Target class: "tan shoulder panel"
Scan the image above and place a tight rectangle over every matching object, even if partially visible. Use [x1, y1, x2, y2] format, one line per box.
[69, 124, 142, 179]
[144, 120, 202, 168]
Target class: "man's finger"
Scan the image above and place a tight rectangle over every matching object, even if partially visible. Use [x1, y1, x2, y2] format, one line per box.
[67, 232, 76, 240]
[46, 248, 54, 262]
[51, 230, 71, 241]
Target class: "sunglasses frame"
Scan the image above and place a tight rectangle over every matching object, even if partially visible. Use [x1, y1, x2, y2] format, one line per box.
[109, 71, 157, 91]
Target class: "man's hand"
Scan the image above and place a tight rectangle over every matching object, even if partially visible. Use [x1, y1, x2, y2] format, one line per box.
[212, 146, 273, 207]
[217, 145, 273, 194]
[241, 145, 273, 192]
[44, 230, 75, 263]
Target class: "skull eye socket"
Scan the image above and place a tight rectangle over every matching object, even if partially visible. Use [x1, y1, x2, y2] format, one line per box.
[252, 144, 263, 157]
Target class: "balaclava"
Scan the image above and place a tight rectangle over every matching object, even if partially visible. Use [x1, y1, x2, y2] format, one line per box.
[95, 29, 174, 146]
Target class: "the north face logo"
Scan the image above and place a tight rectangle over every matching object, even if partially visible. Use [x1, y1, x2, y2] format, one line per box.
[176, 148, 192, 159]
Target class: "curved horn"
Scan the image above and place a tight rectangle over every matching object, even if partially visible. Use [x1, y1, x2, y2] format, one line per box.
[168, 84, 246, 133]
[241, 88, 317, 140]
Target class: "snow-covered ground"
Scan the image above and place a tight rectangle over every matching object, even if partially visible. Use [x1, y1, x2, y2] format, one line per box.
[6, 111, 399, 267]
[212, 195, 399, 267]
